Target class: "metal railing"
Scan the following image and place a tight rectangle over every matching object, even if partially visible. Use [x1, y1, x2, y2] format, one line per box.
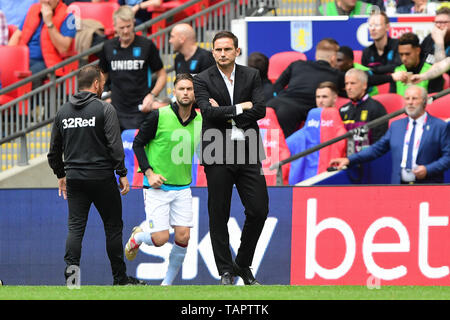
[0, 0, 287, 172]
[269, 88, 450, 185]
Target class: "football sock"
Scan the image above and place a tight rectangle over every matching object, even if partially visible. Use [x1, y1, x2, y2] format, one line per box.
[134, 232, 155, 246]
[161, 242, 187, 286]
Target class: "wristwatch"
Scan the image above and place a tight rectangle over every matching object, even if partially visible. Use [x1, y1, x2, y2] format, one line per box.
[46, 22, 54, 29]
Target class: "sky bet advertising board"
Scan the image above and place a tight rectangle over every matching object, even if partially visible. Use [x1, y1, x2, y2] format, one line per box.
[1, 185, 449, 286]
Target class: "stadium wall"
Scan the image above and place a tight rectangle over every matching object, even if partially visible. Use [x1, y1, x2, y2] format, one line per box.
[0, 185, 449, 286]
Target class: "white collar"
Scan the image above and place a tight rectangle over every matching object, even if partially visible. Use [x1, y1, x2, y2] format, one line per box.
[217, 64, 236, 83]
[408, 112, 427, 127]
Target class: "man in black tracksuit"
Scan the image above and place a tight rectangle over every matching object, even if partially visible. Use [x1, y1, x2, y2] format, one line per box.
[47, 65, 144, 286]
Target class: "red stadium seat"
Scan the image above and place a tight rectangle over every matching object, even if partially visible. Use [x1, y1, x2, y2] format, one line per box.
[372, 93, 405, 114]
[353, 50, 362, 64]
[268, 51, 307, 83]
[376, 82, 390, 94]
[258, 107, 291, 185]
[67, 2, 120, 38]
[335, 96, 350, 108]
[443, 73, 449, 90]
[427, 94, 450, 121]
[0, 45, 32, 115]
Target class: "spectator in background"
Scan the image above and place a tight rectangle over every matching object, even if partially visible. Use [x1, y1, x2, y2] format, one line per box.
[397, 0, 438, 14]
[267, 38, 343, 138]
[247, 52, 274, 103]
[331, 85, 450, 184]
[340, 68, 388, 153]
[337, 46, 379, 96]
[318, 0, 373, 16]
[0, 0, 38, 27]
[119, 0, 162, 26]
[98, 5, 167, 131]
[169, 23, 215, 76]
[421, 7, 450, 66]
[0, 9, 7, 46]
[7, 0, 76, 82]
[361, 11, 402, 75]
[391, 32, 443, 96]
[363, 0, 414, 15]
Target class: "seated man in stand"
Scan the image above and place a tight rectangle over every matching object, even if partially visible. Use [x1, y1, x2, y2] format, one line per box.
[8, 0, 76, 83]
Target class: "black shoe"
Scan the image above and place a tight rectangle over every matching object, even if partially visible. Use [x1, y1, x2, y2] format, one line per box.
[220, 272, 234, 285]
[113, 276, 147, 286]
[232, 262, 261, 285]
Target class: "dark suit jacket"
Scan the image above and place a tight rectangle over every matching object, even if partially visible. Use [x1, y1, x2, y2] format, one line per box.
[349, 114, 450, 184]
[193, 64, 266, 165]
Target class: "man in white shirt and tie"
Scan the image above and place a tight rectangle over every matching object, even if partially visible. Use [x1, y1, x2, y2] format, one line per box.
[330, 85, 450, 184]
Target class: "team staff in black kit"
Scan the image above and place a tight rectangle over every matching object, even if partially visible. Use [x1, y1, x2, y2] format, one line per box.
[47, 65, 145, 286]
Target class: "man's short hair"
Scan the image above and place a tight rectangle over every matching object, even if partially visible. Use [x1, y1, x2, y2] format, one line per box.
[212, 31, 238, 49]
[369, 10, 389, 25]
[174, 73, 194, 86]
[316, 38, 339, 53]
[248, 52, 269, 79]
[435, 6, 450, 16]
[78, 65, 102, 90]
[338, 46, 354, 60]
[317, 81, 338, 95]
[398, 32, 420, 48]
[345, 68, 368, 84]
[113, 5, 134, 23]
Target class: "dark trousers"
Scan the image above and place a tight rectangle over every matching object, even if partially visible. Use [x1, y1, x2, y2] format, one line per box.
[267, 96, 313, 138]
[64, 177, 127, 283]
[204, 163, 269, 275]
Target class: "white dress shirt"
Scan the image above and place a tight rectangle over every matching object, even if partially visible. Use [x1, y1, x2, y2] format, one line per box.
[217, 65, 245, 141]
[400, 112, 428, 182]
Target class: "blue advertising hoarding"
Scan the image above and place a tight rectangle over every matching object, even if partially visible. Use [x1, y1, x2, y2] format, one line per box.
[0, 187, 292, 285]
[246, 16, 434, 61]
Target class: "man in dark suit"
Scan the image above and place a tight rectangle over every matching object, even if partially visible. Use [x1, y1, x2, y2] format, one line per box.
[330, 85, 450, 184]
[193, 31, 269, 285]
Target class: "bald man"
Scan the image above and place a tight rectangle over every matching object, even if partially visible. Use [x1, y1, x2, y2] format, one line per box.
[169, 23, 215, 76]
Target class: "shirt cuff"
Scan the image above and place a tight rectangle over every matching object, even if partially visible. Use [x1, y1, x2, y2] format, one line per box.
[235, 104, 243, 115]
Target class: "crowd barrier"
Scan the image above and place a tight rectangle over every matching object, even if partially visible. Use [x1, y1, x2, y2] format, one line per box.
[0, 184, 448, 286]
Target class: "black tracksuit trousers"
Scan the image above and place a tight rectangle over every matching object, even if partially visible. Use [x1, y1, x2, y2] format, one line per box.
[64, 176, 127, 284]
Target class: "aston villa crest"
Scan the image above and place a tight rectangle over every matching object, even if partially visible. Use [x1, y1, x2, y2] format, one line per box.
[290, 21, 313, 53]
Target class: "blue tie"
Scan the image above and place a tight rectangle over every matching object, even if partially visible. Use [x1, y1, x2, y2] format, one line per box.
[405, 121, 417, 169]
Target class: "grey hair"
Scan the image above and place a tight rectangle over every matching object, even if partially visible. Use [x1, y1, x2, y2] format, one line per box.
[345, 68, 368, 84]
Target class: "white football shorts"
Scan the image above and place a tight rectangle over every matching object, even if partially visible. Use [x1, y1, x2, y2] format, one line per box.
[142, 187, 193, 233]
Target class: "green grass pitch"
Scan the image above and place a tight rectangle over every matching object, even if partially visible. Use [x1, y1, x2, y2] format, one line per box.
[1, 285, 450, 300]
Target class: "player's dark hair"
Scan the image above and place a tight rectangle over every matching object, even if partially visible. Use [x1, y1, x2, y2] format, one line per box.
[174, 73, 194, 86]
[248, 52, 269, 79]
[338, 46, 354, 60]
[77, 65, 102, 90]
[436, 6, 450, 16]
[398, 32, 420, 48]
[212, 31, 239, 49]
[317, 81, 338, 95]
